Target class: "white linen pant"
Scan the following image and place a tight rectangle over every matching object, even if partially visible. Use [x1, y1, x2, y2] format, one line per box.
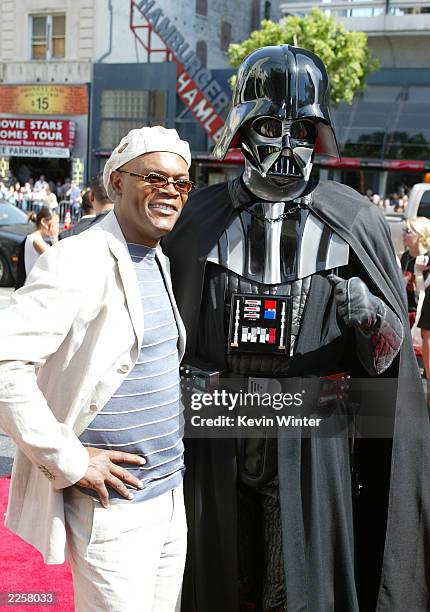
[63, 484, 187, 612]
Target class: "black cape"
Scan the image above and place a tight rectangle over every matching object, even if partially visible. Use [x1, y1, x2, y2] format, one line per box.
[164, 180, 430, 612]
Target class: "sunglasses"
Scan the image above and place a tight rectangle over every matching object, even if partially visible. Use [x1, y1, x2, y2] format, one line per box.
[117, 170, 194, 194]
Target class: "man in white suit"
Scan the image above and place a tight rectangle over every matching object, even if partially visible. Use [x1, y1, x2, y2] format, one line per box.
[0, 126, 194, 612]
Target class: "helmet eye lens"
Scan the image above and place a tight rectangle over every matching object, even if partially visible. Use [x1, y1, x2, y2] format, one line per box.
[252, 117, 282, 138]
[252, 117, 316, 143]
[291, 121, 315, 143]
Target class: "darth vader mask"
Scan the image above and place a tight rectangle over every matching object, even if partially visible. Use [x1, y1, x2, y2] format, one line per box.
[240, 115, 316, 201]
[213, 45, 340, 202]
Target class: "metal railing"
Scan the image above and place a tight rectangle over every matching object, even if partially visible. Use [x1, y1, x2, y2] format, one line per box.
[14, 199, 80, 224]
[280, 0, 430, 17]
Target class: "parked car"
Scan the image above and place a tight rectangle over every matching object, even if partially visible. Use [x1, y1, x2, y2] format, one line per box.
[0, 202, 35, 286]
[385, 183, 430, 256]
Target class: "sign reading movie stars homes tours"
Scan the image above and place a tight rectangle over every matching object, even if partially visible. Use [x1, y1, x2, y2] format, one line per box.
[131, 0, 230, 142]
[0, 118, 76, 159]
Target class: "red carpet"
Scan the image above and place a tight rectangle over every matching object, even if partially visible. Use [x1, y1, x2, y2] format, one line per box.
[0, 477, 74, 611]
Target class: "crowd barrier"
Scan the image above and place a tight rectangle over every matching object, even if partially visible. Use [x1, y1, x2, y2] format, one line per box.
[15, 199, 80, 223]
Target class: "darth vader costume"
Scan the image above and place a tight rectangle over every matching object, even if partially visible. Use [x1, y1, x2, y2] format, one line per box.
[163, 46, 430, 612]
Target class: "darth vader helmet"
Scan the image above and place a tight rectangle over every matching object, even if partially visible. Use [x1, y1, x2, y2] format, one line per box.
[213, 45, 340, 202]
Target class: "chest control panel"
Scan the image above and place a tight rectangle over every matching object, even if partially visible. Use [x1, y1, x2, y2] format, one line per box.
[228, 293, 293, 355]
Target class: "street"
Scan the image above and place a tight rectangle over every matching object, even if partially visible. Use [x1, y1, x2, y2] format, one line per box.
[0, 287, 15, 475]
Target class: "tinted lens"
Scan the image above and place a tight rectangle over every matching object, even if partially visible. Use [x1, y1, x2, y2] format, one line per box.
[143, 172, 192, 193]
[174, 180, 193, 193]
[145, 173, 168, 186]
[252, 117, 282, 138]
[291, 121, 316, 143]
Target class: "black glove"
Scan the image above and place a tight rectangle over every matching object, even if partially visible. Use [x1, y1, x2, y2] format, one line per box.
[328, 274, 385, 331]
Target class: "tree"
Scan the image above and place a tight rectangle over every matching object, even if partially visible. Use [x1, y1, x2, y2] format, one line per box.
[228, 8, 379, 106]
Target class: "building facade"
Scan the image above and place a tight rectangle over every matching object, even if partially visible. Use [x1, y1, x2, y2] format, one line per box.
[0, 0, 281, 186]
[90, 0, 282, 180]
[280, 0, 430, 195]
[0, 0, 94, 186]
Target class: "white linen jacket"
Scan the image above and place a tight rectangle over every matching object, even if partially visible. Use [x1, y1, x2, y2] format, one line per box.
[0, 211, 186, 563]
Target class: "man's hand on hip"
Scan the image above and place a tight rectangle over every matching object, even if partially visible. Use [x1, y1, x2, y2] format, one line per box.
[75, 447, 146, 508]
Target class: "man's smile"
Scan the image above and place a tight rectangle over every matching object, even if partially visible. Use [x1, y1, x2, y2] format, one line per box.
[148, 202, 179, 214]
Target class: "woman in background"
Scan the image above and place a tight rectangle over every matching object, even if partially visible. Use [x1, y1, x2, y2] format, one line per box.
[401, 217, 430, 315]
[42, 185, 59, 212]
[400, 216, 430, 380]
[15, 207, 59, 289]
[415, 253, 430, 380]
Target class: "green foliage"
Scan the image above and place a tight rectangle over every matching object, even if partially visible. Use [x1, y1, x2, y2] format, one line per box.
[228, 8, 379, 106]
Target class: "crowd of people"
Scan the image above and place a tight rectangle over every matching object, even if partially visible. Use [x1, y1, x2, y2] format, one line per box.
[365, 184, 410, 212]
[3, 177, 415, 218]
[12, 174, 113, 289]
[0, 174, 83, 216]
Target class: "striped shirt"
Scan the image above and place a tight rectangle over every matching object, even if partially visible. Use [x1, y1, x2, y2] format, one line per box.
[78, 243, 184, 502]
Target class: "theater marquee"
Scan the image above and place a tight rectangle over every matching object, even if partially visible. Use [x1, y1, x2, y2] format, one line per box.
[0, 85, 88, 116]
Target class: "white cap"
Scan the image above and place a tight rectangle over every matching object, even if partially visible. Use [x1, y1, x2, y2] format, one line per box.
[103, 125, 191, 200]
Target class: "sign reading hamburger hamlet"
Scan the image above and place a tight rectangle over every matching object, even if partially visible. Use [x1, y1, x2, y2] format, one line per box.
[132, 0, 229, 142]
